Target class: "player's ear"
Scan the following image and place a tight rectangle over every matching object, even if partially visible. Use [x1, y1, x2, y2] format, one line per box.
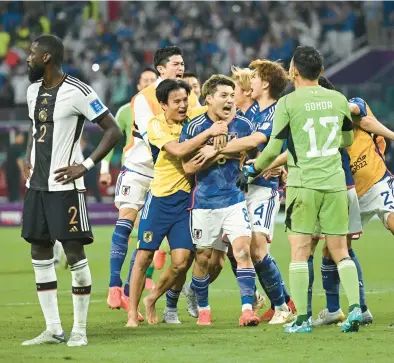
[262, 81, 269, 90]
[160, 101, 168, 112]
[205, 94, 212, 106]
[43, 53, 51, 64]
[156, 65, 164, 76]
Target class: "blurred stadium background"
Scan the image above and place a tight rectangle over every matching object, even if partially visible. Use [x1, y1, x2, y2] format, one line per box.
[0, 0, 394, 225]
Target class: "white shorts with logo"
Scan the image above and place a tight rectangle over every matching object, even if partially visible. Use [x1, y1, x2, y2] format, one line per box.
[359, 175, 394, 228]
[313, 187, 362, 239]
[191, 201, 252, 252]
[114, 168, 153, 211]
[246, 185, 280, 242]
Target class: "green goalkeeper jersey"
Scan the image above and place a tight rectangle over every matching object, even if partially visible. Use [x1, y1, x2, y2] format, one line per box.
[103, 103, 132, 165]
[271, 86, 353, 191]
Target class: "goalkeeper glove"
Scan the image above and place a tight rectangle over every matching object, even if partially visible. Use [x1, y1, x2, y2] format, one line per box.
[349, 97, 367, 117]
[236, 164, 260, 192]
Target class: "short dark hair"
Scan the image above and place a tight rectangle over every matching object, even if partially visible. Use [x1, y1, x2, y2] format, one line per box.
[183, 72, 198, 80]
[318, 76, 335, 90]
[154, 46, 183, 70]
[156, 79, 191, 104]
[138, 67, 158, 82]
[33, 34, 64, 65]
[293, 46, 323, 81]
[202, 75, 235, 98]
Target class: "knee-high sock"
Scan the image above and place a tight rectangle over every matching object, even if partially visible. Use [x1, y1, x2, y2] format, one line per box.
[321, 257, 340, 312]
[192, 274, 210, 310]
[32, 259, 63, 335]
[254, 254, 285, 307]
[337, 258, 360, 310]
[289, 261, 309, 324]
[348, 248, 367, 312]
[272, 258, 291, 304]
[109, 219, 133, 287]
[236, 268, 256, 311]
[70, 259, 92, 334]
[307, 256, 314, 318]
[166, 289, 181, 310]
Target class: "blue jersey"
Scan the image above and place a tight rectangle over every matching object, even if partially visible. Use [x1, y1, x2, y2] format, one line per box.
[236, 101, 259, 122]
[180, 113, 254, 209]
[250, 102, 279, 189]
[340, 148, 355, 188]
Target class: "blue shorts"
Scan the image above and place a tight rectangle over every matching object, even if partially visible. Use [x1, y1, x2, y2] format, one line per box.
[138, 190, 194, 252]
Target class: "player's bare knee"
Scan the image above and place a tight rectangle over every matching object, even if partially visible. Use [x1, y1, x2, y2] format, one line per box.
[119, 207, 138, 222]
[385, 213, 394, 234]
[234, 246, 251, 262]
[31, 243, 54, 260]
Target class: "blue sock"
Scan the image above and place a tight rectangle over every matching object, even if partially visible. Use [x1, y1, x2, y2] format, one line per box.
[348, 248, 367, 312]
[272, 258, 291, 305]
[109, 219, 133, 287]
[321, 257, 340, 313]
[236, 268, 256, 308]
[254, 255, 285, 307]
[166, 289, 181, 309]
[192, 274, 210, 308]
[123, 248, 138, 297]
[307, 256, 314, 318]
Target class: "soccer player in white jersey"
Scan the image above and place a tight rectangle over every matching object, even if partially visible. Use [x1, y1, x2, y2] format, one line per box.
[21, 35, 122, 347]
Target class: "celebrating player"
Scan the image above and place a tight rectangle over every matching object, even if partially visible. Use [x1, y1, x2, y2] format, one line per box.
[181, 75, 260, 327]
[21, 35, 122, 346]
[237, 46, 362, 333]
[107, 46, 200, 310]
[126, 79, 225, 327]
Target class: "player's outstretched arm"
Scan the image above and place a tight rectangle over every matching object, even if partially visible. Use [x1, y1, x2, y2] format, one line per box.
[254, 138, 285, 172]
[263, 150, 288, 171]
[341, 130, 354, 148]
[55, 115, 122, 184]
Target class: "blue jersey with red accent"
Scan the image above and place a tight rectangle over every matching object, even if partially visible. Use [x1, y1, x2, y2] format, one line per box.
[250, 102, 279, 189]
[180, 113, 254, 209]
[340, 148, 355, 188]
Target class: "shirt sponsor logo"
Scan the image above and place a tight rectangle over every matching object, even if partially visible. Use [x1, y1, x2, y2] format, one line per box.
[89, 99, 104, 114]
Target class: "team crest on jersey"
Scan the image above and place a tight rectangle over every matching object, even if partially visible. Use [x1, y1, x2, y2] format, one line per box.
[143, 231, 153, 243]
[90, 98, 104, 114]
[121, 186, 130, 195]
[193, 229, 202, 239]
[38, 109, 48, 122]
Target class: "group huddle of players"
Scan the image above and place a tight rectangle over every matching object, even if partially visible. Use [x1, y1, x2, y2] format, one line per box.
[21, 34, 394, 348]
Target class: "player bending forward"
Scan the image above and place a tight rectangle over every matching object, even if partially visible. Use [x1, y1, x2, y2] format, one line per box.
[238, 46, 362, 333]
[21, 35, 122, 346]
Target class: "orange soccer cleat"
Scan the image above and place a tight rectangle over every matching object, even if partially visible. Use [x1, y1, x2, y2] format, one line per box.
[239, 309, 260, 327]
[197, 310, 212, 326]
[153, 249, 167, 270]
[144, 278, 155, 291]
[107, 287, 122, 309]
[260, 308, 275, 322]
[287, 298, 297, 314]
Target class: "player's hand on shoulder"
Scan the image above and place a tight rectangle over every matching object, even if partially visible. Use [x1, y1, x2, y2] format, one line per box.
[236, 164, 260, 192]
[349, 97, 367, 118]
[23, 159, 32, 180]
[99, 172, 112, 185]
[54, 164, 88, 185]
[209, 121, 228, 137]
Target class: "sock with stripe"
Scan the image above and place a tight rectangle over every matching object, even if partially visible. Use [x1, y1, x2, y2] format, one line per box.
[192, 274, 210, 310]
[272, 258, 291, 305]
[307, 255, 314, 318]
[348, 248, 367, 312]
[32, 259, 63, 335]
[166, 289, 181, 311]
[70, 259, 92, 335]
[289, 261, 309, 325]
[337, 258, 360, 309]
[321, 257, 340, 312]
[254, 254, 285, 308]
[124, 248, 137, 297]
[146, 265, 154, 279]
[236, 268, 256, 311]
[109, 219, 133, 287]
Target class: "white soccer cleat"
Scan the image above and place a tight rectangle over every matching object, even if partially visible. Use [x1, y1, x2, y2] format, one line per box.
[313, 308, 345, 326]
[22, 330, 66, 346]
[362, 309, 373, 325]
[182, 283, 198, 318]
[268, 305, 294, 325]
[163, 307, 181, 324]
[67, 332, 88, 347]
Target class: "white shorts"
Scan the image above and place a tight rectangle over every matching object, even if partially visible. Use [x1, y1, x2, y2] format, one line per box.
[313, 188, 362, 239]
[246, 185, 280, 241]
[191, 201, 252, 252]
[114, 168, 153, 211]
[359, 175, 394, 228]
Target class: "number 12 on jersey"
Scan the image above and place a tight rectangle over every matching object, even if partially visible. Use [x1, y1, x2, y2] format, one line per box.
[303, 116, 339, 158]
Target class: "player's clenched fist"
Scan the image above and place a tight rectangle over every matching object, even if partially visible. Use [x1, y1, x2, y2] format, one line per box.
[22, 159, 32, 180]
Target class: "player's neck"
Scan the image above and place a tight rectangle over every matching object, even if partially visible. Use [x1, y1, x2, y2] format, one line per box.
[43, 67, 65, 89]
[295, 78, 319, 88]
[207, 109, 226, 123]
[238, 99, 254, 115]
[164, 112, 177, 125]
[257, 97, 276, 112]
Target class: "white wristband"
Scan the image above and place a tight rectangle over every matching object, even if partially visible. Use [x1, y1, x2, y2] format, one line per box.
[100, 159, 110, 174]
[82, 157, 95, 171]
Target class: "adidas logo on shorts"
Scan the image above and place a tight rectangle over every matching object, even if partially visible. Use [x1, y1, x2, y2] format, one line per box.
[69, 226, 79, 232]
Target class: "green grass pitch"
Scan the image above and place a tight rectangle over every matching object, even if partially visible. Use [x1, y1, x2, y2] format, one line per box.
[1, 220, 394, 362]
